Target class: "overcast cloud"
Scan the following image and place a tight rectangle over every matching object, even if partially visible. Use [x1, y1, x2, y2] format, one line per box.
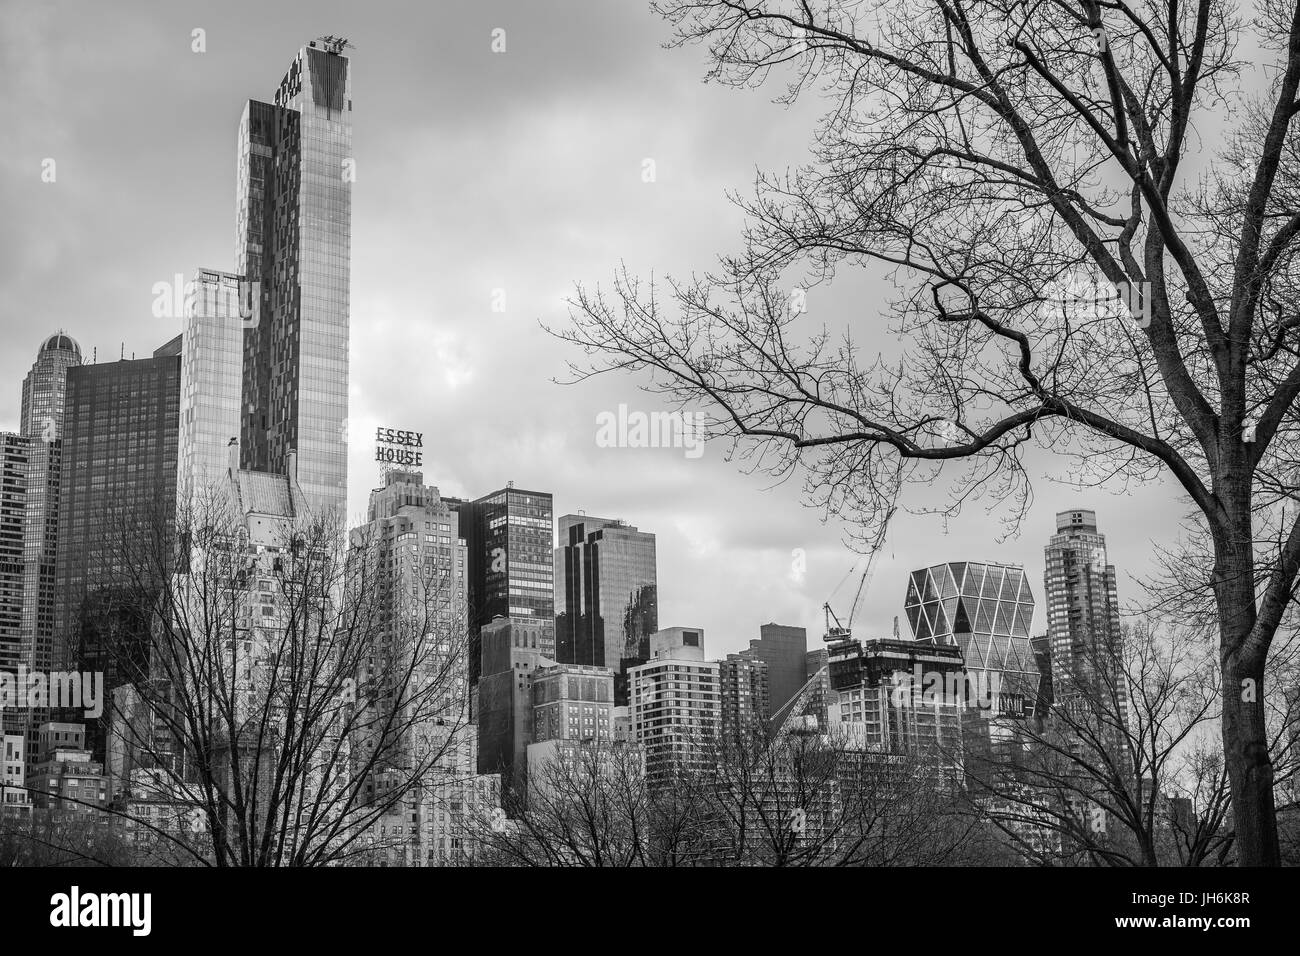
[0, 0, 1192, 657]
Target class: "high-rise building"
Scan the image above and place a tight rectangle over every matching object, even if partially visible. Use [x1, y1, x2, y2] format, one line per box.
[452, 486, 554, 688]
[236, 40, 352, 517]
[628, 627, 721, 784]
[718, 653, 769, 741]
[826, 637, 966, 764]
[178, 270, 247, 509]
[0, 434, 29, 675]
[903, 561, 1039, 717]
[476, 616, 553, 789]
[55, 342, 182, 681]
[18, 334, 81, 682]
[1043, 510, 1125, 716]
[348, 469, 470, 768]
[740, 623, 807, 719]
[554, 514, 657, 705]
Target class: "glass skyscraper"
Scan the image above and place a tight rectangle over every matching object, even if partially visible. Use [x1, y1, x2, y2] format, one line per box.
[554, 515, 658, 705]
[1043, 510, 1126, 716]
[452, 486, 555, 688]
[178, 269, 246, 508]
[236, 41, 352, 517]
[904, 561, 1039, 717]
[55, 341, 181, 679]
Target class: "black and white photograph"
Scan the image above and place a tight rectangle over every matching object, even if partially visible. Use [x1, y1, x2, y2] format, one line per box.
[0, 0, 1295, 937]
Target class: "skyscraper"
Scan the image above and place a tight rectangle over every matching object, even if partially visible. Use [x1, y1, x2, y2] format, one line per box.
[554, 514, 657, 705]
[1043, 510, 1125, 716]
[741, 623, 808, 720]
[19, 334, 81, 681]
[178, 269, 247, 509]
[452, 486, 554, 688]
[348, 469, 470, 765]
[236, 40, 352, 517]
[903, 561, 1039, 717]
[55, 341, 182, 680]
[0, 433, 28, 675]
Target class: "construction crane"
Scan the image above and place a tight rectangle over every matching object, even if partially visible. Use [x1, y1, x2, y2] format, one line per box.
[822, 501, 897, 645]
[314, 36, 357, 55]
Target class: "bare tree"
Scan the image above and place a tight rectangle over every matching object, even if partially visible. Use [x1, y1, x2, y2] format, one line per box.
[83, 483, 471, 866]
[553, 0, 1300, 864]
[964, 619, 1233, 865]
[472, 726, 1010, 866]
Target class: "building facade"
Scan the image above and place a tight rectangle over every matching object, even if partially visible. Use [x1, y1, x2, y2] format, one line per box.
[718, 653, 770, 741]
[554, 514, 657, 705]
[742, 623, 808, 722]
[55, 342, 181, 682]
[236, 41, 352, 517]
[18, 335, 82, 701]
[0, 433, 28, 675]
[628, 627, 721, 784]
[178, 269, 247, 510]
[904, 561, 1040, 718]
[452, 486, 554, 687]
[1043, 510, 1126, 718]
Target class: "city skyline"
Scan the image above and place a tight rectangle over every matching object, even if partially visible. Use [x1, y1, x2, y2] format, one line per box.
[0, 2, 1188, 661]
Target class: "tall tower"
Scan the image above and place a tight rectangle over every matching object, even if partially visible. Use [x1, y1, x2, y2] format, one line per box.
[554, 514, 657, 705]
[19, 334, 82, 679]
[236, 40, 352, 517]
[1043, 510, 1126, 717]
[451, 486, 554, 689]
[177, 270, 247, 511]
[55, 341, 181, 680]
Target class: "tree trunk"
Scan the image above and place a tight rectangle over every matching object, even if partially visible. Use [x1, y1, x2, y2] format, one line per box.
[1216, 521, 1281, 866]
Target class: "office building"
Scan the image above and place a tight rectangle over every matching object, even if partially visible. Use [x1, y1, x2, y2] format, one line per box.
[0, 434, 28, 674]
[903, 562, 1040, 717]
[26, 721, 108, 814]
[178, 269, 246, 509]
[628, 627, 721, 784]
[554, 514, 657, 705]
[531, 662, 616, 744]
[347, 469, 470, 769]
[55, 341, 181, 683]
[452, 486, 554, 687]
[476, 616, 553, 789]
[1044, 510, 1126, 716]
[236, 39, 352, 517]
[18, 334, 81, 687]
[740, 623, 807, 719]
[718, 653, 769, 741]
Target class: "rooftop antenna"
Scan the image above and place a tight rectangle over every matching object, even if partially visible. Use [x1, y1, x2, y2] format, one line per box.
[314, 36, 356, 55]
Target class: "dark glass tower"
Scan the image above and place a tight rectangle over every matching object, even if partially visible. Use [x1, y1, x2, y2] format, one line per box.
[554, 515, 658, 705]
[54, 341, 181, 682]
[236, 41, 352, 517]
[452, 486, 554, 688]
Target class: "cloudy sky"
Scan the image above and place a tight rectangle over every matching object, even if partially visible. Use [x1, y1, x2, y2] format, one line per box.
[0, 0, 1190, 658]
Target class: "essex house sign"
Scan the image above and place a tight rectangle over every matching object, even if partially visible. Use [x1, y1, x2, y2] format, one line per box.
[375, 426, 423, 468]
